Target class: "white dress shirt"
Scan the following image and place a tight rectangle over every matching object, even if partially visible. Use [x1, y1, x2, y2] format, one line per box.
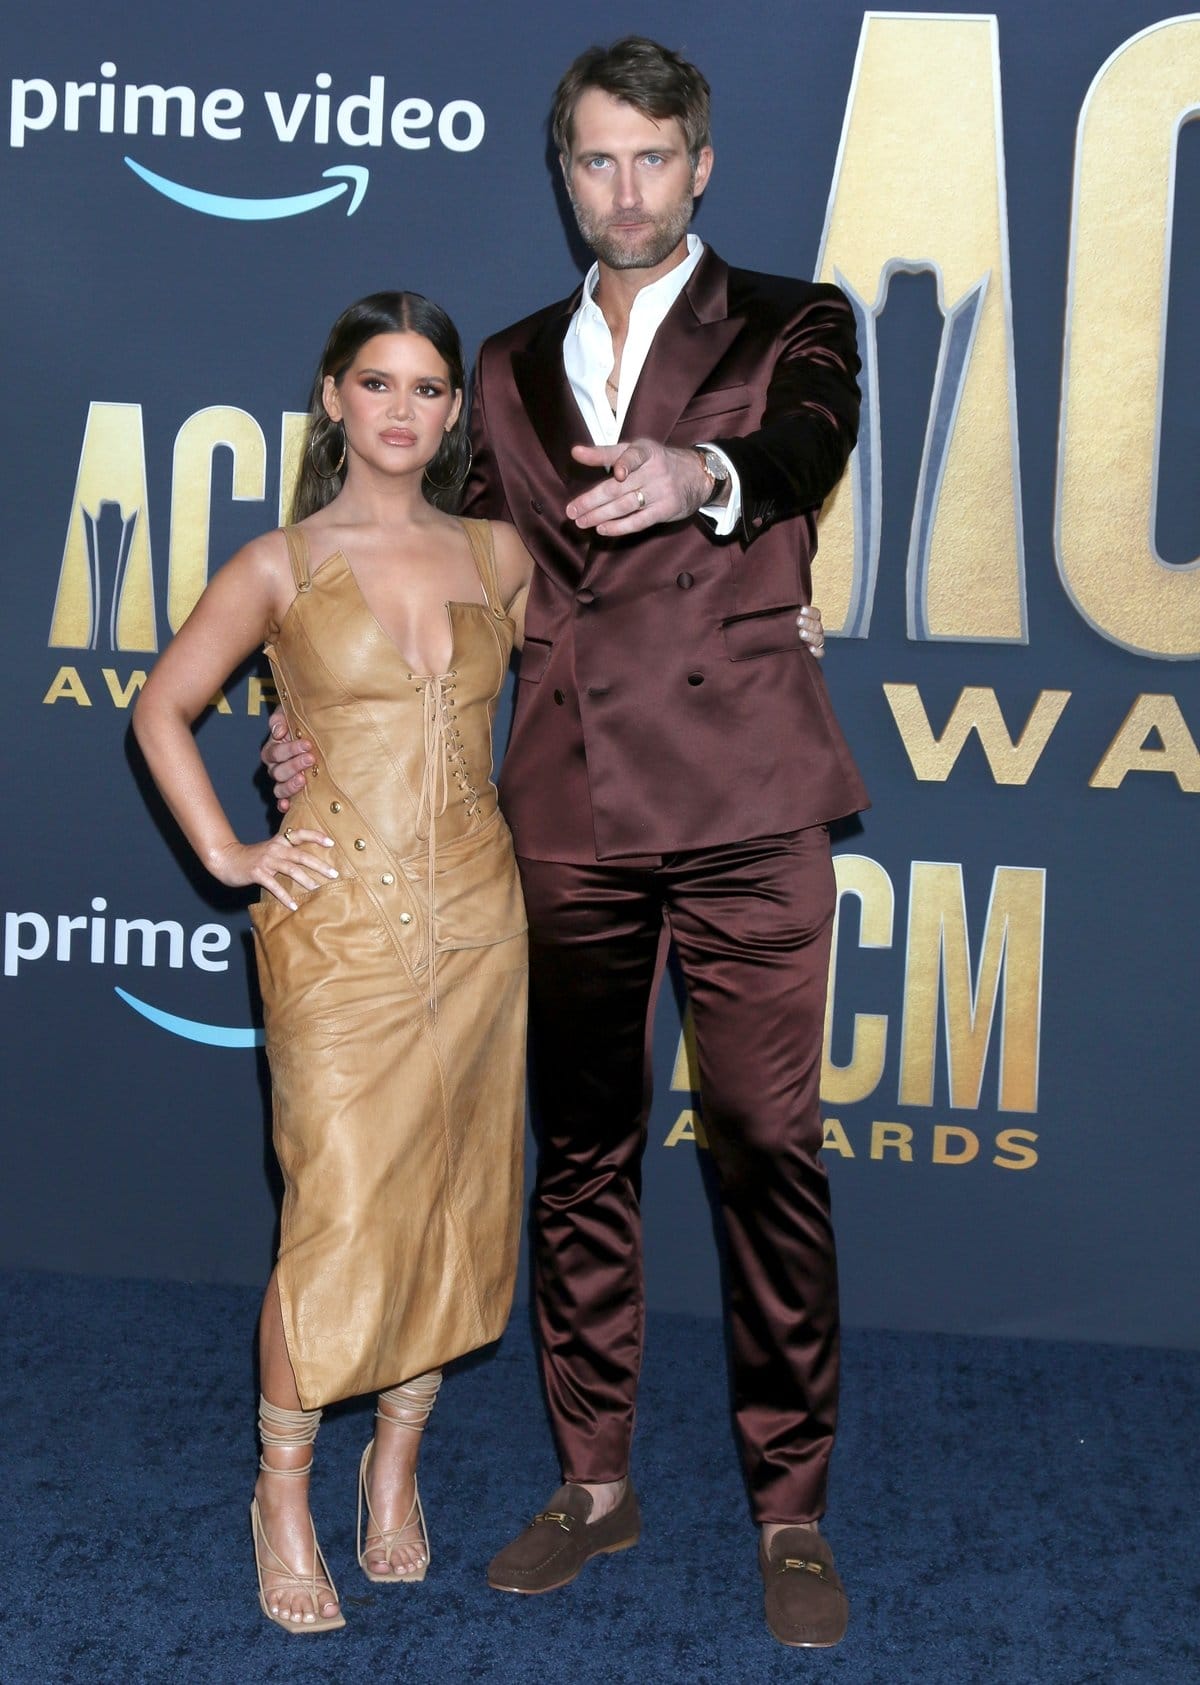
[563, 235, 741, 535]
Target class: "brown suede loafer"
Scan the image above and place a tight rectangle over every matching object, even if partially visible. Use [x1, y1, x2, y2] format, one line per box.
[486, 1482, 641, 1593]
[759, 1527, 849, 1647]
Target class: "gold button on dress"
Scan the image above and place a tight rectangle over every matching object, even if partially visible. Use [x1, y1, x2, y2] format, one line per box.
[249, 519, 527, 1409]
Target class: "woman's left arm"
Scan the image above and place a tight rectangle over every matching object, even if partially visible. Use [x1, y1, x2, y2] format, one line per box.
[133, 536, 335, 905]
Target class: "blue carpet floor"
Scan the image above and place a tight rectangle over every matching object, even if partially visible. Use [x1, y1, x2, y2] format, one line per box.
[2, 1269, 1197, 1684]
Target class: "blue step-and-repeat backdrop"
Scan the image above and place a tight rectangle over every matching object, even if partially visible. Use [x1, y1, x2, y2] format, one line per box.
[3, 1, 1197, 1349]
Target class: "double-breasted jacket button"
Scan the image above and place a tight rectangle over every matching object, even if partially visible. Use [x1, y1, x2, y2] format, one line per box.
[330, 801, 342, 814]
[676, 572, 694, 589]
[399, 912, 413, 926]
[687, 672, 705, 686]
[381, 873, 395, 886]
[576, 588, 596, 607]
[553, 689, 566, 705]
[353, 838, 367, 851]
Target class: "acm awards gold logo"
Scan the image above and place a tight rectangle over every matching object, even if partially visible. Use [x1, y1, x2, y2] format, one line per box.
[809, 11, 1200, 801]
[43, 403, 305, 715]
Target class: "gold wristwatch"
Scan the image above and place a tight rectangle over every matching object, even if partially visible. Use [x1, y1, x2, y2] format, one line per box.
[693, 445, 731, 504]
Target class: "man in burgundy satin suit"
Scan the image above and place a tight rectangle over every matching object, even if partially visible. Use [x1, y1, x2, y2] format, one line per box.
[467, 39, 868, 1647]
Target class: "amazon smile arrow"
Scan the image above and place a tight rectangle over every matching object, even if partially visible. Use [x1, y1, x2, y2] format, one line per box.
[115, 986, 265, 1048]
[123, 158, 370, 219]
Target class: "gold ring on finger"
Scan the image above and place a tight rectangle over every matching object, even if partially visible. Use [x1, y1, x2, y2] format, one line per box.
[634, 488, 645, 509]
[283, 828, 296, 845]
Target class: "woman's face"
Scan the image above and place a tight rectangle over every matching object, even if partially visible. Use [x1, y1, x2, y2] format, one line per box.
[323, 332, 462, 478]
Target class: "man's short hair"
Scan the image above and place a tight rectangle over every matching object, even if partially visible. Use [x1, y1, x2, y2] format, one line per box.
[552, 36, 712, 164]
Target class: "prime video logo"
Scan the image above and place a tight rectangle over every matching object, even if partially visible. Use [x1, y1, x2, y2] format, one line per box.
[3, 895, 263, 1048]
[9, 61, 486, 221]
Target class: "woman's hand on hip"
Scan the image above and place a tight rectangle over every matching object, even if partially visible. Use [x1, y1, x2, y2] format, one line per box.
[211, 830, 337, 909]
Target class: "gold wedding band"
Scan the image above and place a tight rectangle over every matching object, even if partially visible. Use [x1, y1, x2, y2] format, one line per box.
[634, 488, 645, 509]
[283, 828, 296, 845]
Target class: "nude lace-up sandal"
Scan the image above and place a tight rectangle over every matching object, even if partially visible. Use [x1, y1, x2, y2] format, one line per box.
[357, 1369, 443, 1583]
[251, 1395, 345, 1633]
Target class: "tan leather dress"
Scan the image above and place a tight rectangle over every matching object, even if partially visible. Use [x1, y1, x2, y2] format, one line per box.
[249, 519, 527, 1410]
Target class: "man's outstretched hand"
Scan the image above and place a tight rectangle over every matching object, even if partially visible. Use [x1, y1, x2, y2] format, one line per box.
[565, 439, 716, 536]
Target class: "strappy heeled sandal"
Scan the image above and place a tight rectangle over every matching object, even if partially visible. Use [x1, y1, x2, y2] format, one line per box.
[251, 1395, 345, 1633]
[357, 1369, 443, 1583]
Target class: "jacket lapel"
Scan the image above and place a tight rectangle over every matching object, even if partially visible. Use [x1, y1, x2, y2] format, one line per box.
[621, 248, 741, 444]
[512, 291, 595, 494]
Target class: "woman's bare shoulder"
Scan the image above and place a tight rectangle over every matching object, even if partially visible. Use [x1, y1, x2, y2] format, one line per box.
[204, 528, 296, 623]
[228, 526, 291, 573]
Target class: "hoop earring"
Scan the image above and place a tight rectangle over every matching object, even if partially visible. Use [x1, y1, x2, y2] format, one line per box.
[423, 441, 473, 492]
[309, 423, 345, 480]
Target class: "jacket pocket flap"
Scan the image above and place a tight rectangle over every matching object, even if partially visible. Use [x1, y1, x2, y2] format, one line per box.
[721, 603, 803, 661]
[517, 636, 552, 683]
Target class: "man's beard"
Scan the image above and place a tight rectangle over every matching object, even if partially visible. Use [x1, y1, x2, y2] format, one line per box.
[569, 187, 694, 271]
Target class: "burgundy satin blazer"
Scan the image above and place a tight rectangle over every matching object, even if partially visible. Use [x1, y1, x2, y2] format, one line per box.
[463, 247, 869, 863]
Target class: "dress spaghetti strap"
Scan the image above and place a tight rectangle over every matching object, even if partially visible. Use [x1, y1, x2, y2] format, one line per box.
[459, 519, 506, 618]
[282, 526, 313, 593]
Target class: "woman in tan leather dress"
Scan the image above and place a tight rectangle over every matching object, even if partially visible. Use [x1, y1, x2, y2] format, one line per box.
[133, 293, 533, 1634]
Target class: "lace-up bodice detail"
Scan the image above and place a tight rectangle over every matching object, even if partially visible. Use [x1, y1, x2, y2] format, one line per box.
[415, 669, 484, 833]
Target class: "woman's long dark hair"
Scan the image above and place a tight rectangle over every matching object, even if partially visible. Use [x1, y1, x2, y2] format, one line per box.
[291, 291, 469, 521]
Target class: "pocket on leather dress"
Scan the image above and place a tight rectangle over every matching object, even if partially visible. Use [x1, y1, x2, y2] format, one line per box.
[432, 823, 527, 949]
[249, 879, 384, 1031]
[246, 875, 331, 933]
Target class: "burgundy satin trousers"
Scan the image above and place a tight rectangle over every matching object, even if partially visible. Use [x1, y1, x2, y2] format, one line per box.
[516, 825, 839, 1523]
